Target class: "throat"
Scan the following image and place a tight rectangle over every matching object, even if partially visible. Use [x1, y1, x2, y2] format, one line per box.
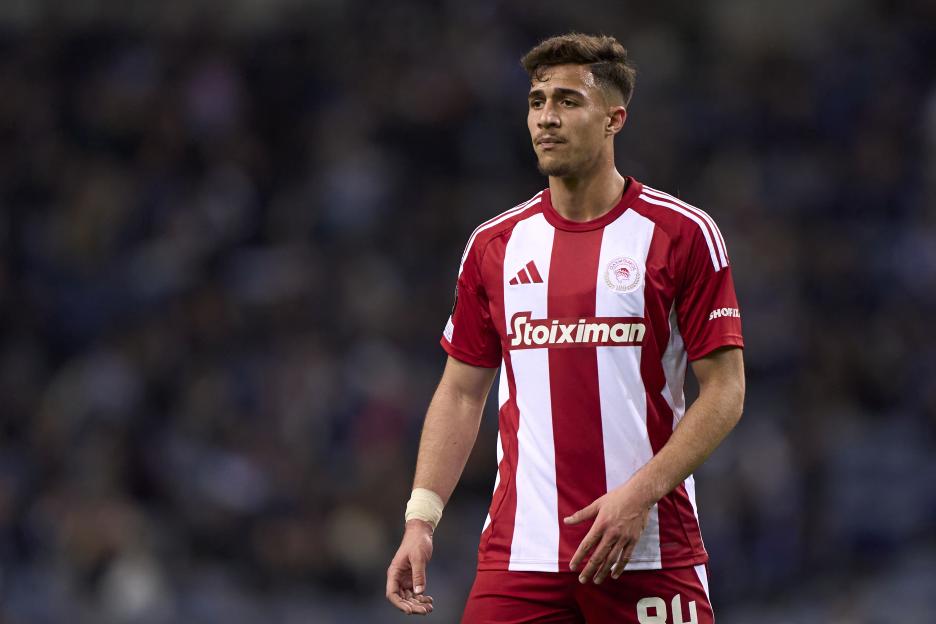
[549, 173, 627, 222]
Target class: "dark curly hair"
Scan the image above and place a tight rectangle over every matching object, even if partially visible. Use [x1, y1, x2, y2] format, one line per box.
[521, 33, 637, 107]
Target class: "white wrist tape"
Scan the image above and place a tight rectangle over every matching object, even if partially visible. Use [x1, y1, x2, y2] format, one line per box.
[405, 488, 444, 529]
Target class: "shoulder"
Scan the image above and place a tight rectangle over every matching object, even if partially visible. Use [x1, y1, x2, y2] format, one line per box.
[630, 183, 730, 272]
[458, 189, 546, 272]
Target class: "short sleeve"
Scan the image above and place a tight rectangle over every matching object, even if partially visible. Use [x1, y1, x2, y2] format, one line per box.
[675, 222, 744, 361]
[440, 240, 501, 368]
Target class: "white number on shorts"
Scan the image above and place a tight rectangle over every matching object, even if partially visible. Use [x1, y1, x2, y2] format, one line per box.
[636, 597, 667, 624]
[636, 594, 698, 624]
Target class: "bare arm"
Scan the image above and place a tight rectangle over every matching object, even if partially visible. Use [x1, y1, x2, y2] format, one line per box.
[413, 356, 499, 503]
[566, 346, 745, 583]
[614, 345, 745, 511]
[386, 356, 497, 615]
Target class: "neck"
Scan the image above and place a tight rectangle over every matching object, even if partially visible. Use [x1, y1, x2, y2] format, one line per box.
[548, 159, 626, 222]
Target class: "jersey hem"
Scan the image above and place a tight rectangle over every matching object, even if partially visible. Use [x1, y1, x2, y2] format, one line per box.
[477, 552, 709, 572]
[440, 337, 500, 368]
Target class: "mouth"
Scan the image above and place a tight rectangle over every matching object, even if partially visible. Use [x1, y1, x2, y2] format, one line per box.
[536, 136, 566, 150]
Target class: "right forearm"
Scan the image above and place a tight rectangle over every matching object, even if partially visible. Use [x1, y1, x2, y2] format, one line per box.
[412, 378, 488, 505]
[387, 359, 494, 612]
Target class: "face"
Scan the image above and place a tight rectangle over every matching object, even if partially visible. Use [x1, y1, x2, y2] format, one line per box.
[527, 64, 625, 178]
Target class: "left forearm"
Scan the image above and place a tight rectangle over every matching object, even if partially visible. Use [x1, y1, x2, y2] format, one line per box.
[627, 375, 744, 509]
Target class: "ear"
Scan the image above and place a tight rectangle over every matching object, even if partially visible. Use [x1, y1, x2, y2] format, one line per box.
[606, 106, 627, 136]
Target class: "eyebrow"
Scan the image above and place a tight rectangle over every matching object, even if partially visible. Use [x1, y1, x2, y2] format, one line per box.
[528, 87, 587, 100]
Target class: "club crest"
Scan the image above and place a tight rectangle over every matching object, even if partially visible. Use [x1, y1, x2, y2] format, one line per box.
[604, 256, 641, 293]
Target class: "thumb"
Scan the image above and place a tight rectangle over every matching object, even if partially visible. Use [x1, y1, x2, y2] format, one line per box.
[410, 554, 428, 594]
[564, 500, 599, 525]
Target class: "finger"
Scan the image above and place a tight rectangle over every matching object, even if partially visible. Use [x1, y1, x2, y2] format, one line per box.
[594, 541, 624, 584]
[403, 599, 431, 615]
[387, 567, 413, 614]
[579, 536, 616, 584]
[386, 566, 399, 597]
[410, 554, 428, 594]
[402, 589, 432, 615]
[389, 592, 413, 614]
[609, 543, 626, 579]
[400, 598, 430, 615]
[564, 500, 599, 525]
[569, 527, 602, 572]
[612, 539, 638, 579]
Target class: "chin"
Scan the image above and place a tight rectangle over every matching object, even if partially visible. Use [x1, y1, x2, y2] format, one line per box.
[537, 157, 575, 178]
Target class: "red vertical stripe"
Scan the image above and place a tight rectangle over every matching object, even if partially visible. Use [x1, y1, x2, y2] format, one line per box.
[670, 483, 705, 558]
[640, 228, 705, 565]
[517, 269, 531, 284]
[478, 353, 521, 567]
[547, 228, 606, 566]
[476, 225, 518, 569]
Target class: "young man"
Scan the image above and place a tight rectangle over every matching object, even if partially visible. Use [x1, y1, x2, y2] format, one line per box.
[386, 33, 745, 623]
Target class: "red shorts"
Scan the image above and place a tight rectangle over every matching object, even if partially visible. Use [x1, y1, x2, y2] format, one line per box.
[461, 565, 713, 624]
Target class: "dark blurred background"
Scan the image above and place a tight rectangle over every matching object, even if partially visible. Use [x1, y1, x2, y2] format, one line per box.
[0, 0, 935, 622]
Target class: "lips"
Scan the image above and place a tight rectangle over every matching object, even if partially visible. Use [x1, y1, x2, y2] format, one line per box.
[536, 136, 566, 148]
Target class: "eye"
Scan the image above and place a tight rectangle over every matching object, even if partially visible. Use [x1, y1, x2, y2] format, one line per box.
[530, 99, 544, 109]
[561, 99, 577, 107]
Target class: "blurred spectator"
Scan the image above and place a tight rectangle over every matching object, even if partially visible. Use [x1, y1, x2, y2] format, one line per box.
[0, 1, 934, 622]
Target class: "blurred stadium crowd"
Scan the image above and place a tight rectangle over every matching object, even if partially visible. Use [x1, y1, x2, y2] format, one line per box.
[0, 0, 934, 622]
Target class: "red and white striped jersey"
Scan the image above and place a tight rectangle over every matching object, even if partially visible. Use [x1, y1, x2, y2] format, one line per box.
[441, 177, 743, 572]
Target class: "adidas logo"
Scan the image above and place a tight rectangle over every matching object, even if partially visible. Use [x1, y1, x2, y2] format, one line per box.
[508, 260, 543, 285]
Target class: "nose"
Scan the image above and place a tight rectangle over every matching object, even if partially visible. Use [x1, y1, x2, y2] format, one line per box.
[537, 101, 560, 129]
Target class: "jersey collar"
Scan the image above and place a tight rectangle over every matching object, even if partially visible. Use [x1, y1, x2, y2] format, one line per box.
[541, 177, 643, 232]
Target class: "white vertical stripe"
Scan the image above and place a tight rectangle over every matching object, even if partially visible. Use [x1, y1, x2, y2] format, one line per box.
[508, 350, 557, 571]
[638, 194, 722, 271]
[443, 316, 454, 343]
[501, 213, 559, 571]
[458, 193, 543, 276]
[694, 564, 710, 599]
[642, 186, 728, 268]
[684, 474, 700, 532]
[594, 208, 661, 569]
[482, 430, 504, 533]
[661, 304, 687, 424]
[661, 305, 702, 535]
[498, 359, 508, 409]
[594, 209, 654, 318]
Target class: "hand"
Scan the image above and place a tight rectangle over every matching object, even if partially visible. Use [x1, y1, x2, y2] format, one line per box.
[386, 519, 435, 615]
[564, 484, 651, 585]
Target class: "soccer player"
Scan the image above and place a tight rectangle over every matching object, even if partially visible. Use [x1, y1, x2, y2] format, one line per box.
[386, 33, 745, 623]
